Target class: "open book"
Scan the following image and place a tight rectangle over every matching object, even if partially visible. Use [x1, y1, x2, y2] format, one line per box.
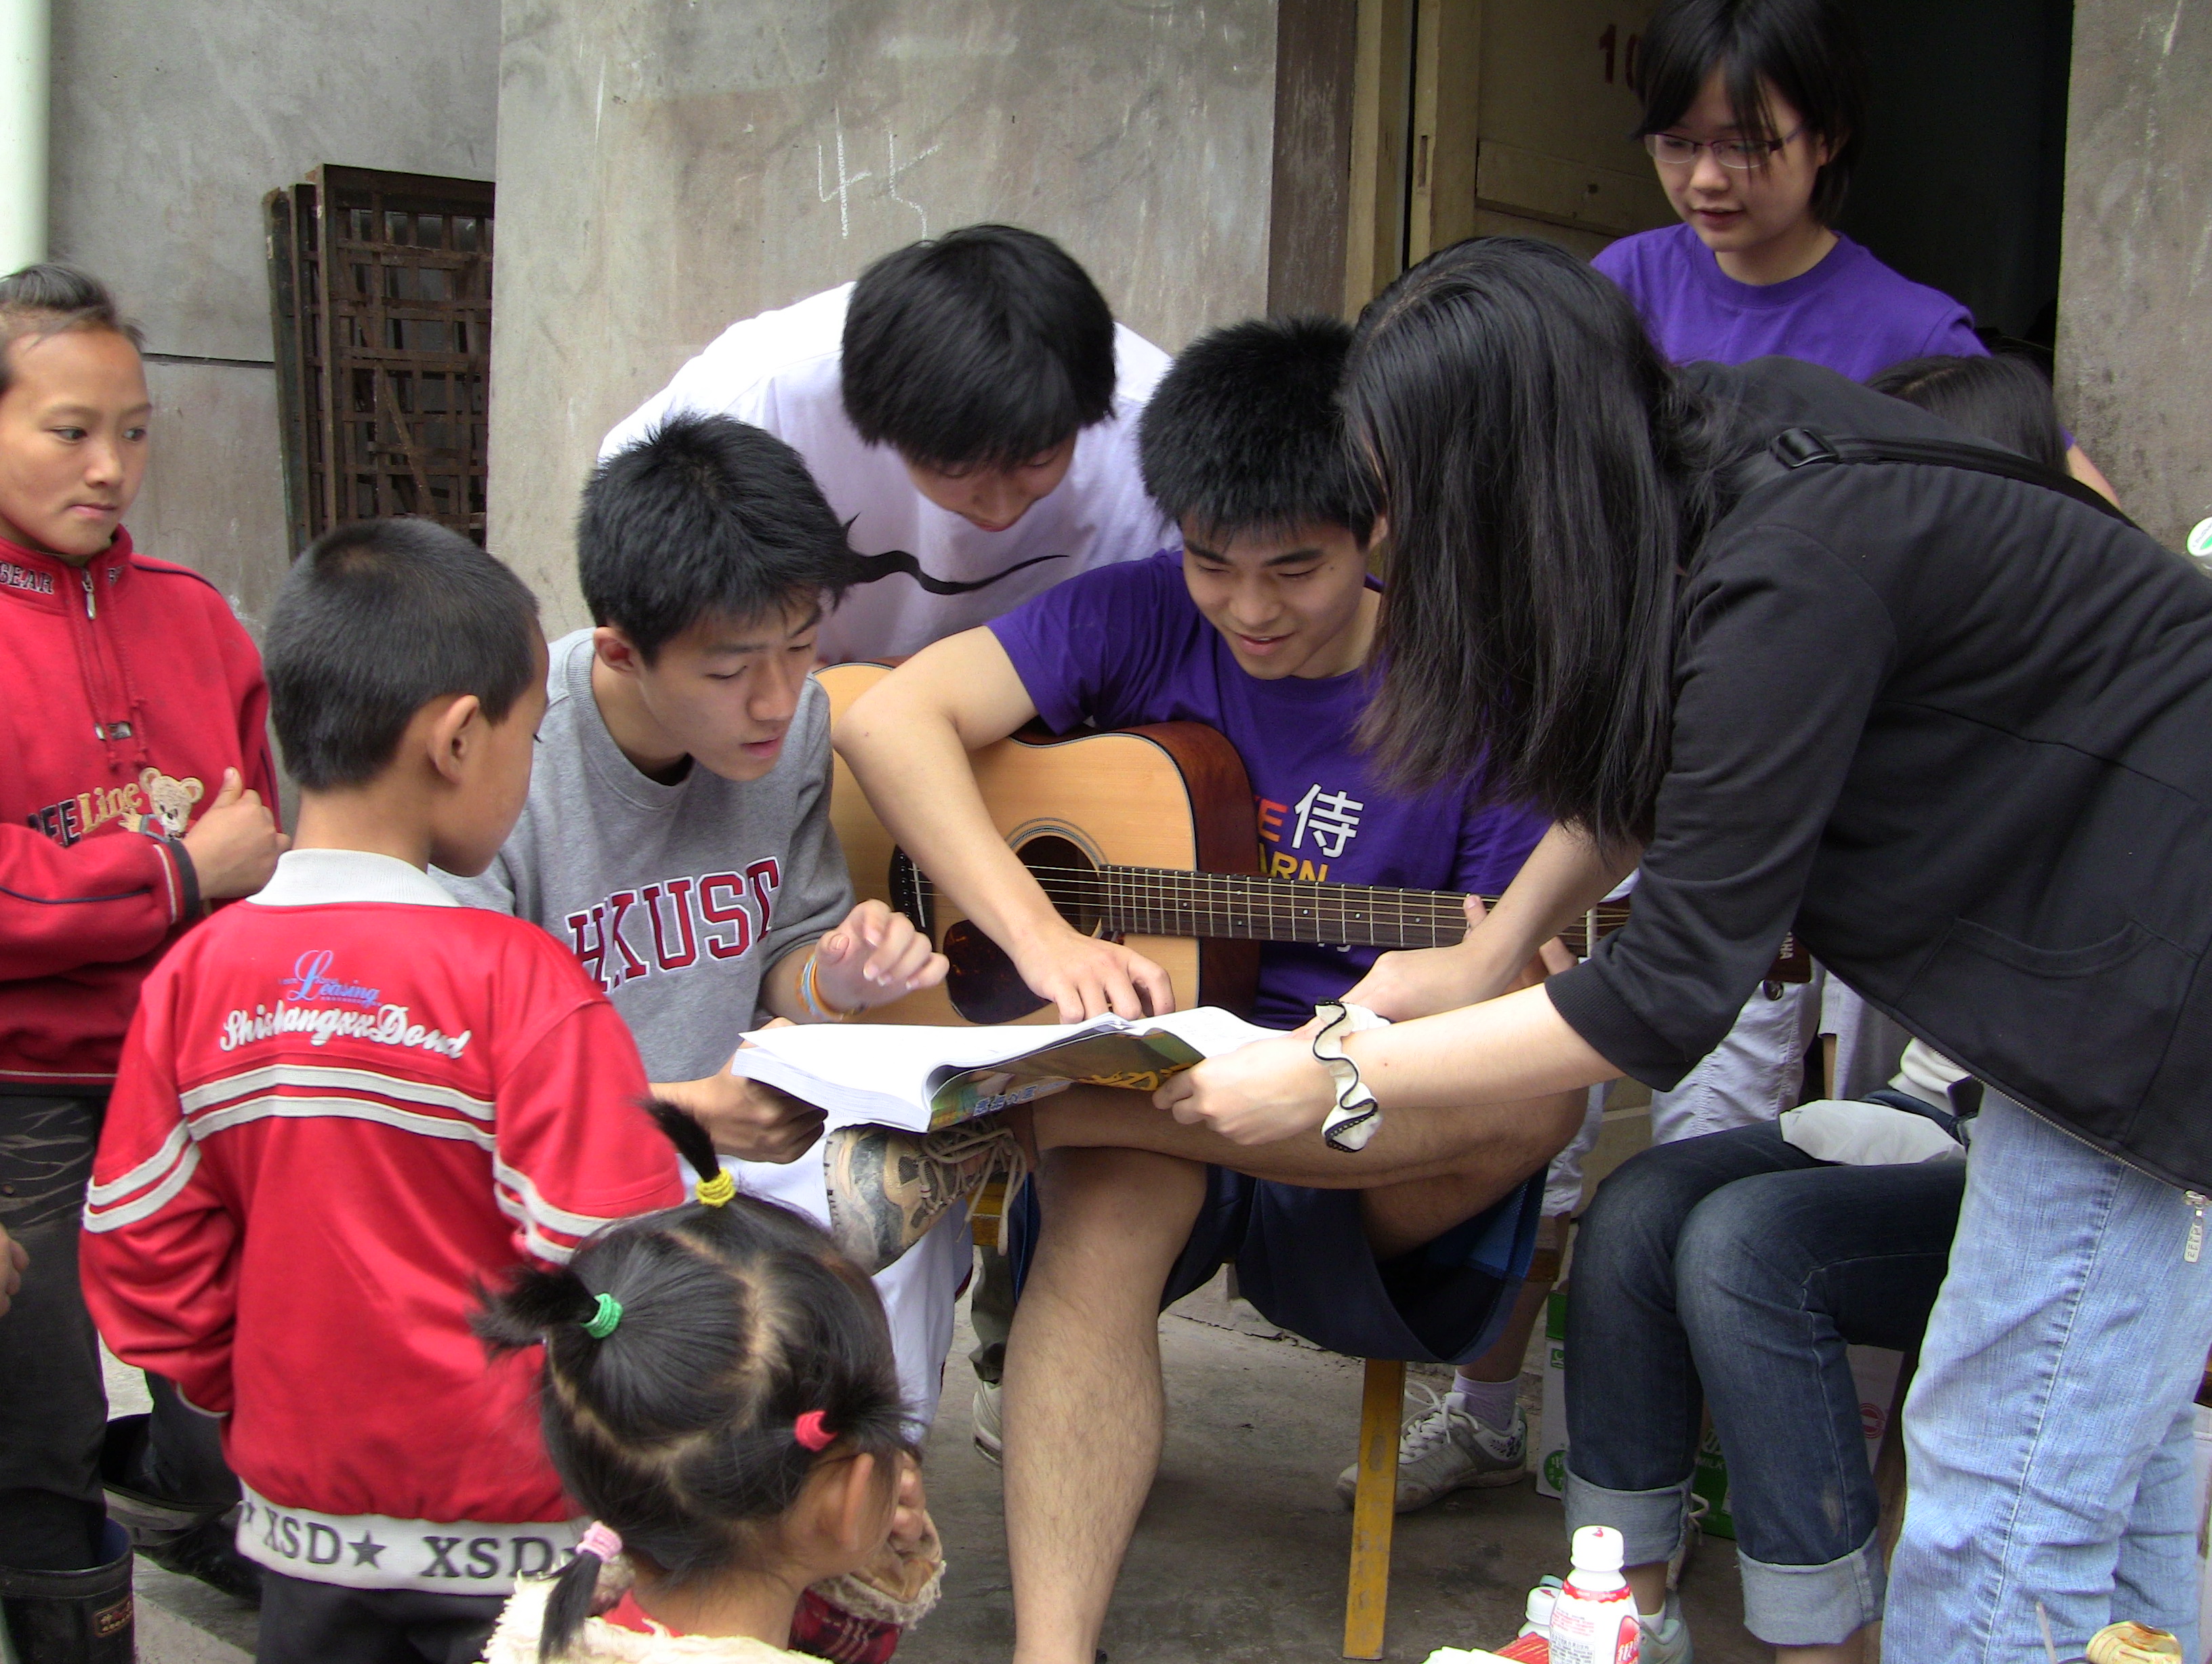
[725, 1007, 1281, 1133]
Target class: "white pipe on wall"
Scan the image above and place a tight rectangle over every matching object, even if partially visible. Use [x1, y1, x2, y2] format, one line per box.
[0, 0, 47, 274]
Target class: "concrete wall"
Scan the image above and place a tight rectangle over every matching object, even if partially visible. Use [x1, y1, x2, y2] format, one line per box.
[2055, 0, 2212, 549]
[489, 0, 1278, 631]
[48, 0, 500, 630]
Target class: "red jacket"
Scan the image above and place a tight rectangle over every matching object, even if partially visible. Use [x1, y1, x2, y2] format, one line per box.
[81, 851, 684, 1592]
[0, 526, 276, 1091]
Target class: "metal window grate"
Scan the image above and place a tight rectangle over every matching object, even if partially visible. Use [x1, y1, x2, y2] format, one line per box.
[266, 167, 494, 554]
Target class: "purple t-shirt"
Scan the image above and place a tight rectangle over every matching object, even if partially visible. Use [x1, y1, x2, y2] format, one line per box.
[1593, 223, 1986, 381]
[988, 552, 1550, 1028]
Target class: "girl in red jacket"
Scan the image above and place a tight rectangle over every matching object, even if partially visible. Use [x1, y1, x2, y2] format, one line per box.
[0, 264, 284, 1629]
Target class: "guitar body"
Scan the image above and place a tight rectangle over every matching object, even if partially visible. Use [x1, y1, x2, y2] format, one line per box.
[818, 663, 1263, 1024]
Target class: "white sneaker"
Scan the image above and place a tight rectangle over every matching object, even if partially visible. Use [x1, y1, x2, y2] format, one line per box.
[1638, 1595, 1693, 1664]
[972, 1377, 1003, 1465]
[1334, 1385, 1527, 1512]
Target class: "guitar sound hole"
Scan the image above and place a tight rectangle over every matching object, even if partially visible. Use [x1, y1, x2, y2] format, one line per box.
[1018, 834, 1103, 938]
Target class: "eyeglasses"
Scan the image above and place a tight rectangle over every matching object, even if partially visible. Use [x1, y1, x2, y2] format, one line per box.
[1643, 127, 1805, 169]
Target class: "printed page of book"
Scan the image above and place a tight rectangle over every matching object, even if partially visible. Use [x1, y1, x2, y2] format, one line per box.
[725, 1007, 1283, 1131]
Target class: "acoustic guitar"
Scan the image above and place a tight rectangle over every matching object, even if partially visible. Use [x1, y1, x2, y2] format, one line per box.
[817, 662, 1809, 1025]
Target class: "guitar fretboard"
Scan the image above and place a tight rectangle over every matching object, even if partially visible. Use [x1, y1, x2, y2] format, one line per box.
[1021, 864, 1631, 955]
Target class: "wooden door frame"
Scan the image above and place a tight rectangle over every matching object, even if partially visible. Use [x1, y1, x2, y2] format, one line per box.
[1267, 0, 1484, 320]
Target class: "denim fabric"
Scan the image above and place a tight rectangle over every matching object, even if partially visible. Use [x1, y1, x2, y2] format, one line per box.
[0, 1094, 108, 1569]
[1885, 1094, 2212, 1663]
[1563, 1121, 1962, 1645]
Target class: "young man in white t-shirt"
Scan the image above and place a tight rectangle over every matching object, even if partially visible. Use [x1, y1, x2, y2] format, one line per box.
[601, 224, 1172, 663]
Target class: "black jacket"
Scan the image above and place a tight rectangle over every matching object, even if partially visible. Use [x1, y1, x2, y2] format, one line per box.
[1548, 358, 2212, 1191]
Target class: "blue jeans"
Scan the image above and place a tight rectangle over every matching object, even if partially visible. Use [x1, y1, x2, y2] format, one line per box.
[1563, 1121, 1965, 1645]
[1885, 1094, 2212, 1663]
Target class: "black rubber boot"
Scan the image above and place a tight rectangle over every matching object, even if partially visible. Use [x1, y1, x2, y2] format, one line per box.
[0, 1518, 135, 1663]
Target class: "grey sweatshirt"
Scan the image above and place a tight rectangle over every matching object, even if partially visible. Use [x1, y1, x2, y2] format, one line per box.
[440, 629, 853, 1081]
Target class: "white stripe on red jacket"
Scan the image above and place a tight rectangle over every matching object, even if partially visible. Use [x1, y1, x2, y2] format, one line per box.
[81, 850, 684, 1588]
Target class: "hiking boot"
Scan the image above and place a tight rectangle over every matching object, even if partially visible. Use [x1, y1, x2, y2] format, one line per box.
[971, 1378, 1004, 1466]
[823, 1117, 1029, 1274]
[1334, 1386, 1526, 1512]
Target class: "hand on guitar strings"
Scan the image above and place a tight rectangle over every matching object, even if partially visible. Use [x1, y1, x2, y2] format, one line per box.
[1153, 1025, 1337, 1147]
[1346, 894, 1576, 1020]
[1006, 919, 1176, 1025]
[656, 1024, 827, 1165]
[810, 899, 951, 1015]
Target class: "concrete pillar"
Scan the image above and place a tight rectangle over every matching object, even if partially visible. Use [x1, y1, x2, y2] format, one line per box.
[0, 0, 45, 273]
[487, 1, 1277, 630]
[2055, 0, 2212, 549]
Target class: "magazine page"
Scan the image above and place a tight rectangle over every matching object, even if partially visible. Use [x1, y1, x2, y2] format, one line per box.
[724, 1007, 1281, 1132]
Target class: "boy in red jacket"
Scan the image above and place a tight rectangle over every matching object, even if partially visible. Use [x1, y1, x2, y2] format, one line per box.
[81, 518, 684, 1664]
[0, 264, 285, 1603]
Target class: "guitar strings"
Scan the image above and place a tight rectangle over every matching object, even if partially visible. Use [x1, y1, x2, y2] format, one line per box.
[909, 860, 1630, 951]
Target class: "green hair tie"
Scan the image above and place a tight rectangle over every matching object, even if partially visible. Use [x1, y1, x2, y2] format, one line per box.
[583, 1291, 623, 1339]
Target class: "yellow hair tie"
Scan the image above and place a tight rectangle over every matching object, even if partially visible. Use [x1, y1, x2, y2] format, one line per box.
[695, 1169, 737, 1208]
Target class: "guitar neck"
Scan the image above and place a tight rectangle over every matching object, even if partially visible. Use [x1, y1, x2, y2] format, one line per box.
[1037, 864, 1628, 956]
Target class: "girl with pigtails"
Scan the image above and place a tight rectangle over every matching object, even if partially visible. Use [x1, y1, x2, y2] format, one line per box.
[476, 1105, 943, 1664]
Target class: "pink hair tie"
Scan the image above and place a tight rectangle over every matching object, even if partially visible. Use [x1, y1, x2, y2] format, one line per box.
[578, 1522, 622, 1562]
[793, 1410, 836, 1451]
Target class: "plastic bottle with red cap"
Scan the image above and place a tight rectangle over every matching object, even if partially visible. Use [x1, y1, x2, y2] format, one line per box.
[1545, 1526, 1640, 1664]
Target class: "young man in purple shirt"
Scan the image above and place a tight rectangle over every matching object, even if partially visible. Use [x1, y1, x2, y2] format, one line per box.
[834, 317, 1583, 1664]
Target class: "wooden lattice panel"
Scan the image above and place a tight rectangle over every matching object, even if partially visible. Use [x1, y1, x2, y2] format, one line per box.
[266, 167, 493, 551]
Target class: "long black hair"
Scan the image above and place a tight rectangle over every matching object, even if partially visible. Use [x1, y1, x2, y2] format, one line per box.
[1633, 0, 1869, 224]
[1868, 353, 2070, 476]
[476, 1105, 911, 1662]
[1343, 237, 1724, 849]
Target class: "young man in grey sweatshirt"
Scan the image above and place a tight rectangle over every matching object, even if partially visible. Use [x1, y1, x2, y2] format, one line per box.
[439, 413, 966, 1419]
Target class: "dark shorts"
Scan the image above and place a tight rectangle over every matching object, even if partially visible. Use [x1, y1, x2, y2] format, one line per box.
[256, 1571, 504, 1664]
[1010, 1164, 1542, 1366]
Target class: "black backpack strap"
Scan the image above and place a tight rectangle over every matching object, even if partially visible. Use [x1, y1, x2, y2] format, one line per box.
[1729, 426, 2141, 533]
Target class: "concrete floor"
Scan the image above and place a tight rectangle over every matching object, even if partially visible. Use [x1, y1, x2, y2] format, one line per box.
[117, 1263, 1764, 1664]
[899, 1271, 1763, 1664]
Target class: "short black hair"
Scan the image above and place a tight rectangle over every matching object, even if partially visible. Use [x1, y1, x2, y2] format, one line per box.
[266, 518, 540, 791]
[841, 224, 1117, 472]
[1138, 316, 1377, 545]
[1868, 352, 2070, 476]
[581, 413, 856, 661]
[0, 263, 145, 398]
[1634, 0, 1868, 224]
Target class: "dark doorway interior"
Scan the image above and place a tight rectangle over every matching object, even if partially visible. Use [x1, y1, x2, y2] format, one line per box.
[1839, 0, 2074, 348]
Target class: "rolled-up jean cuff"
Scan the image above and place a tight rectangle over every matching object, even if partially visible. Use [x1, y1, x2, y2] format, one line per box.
[1562, 1469, 1692, 1569]
[1738, 1532, 1885, 1646]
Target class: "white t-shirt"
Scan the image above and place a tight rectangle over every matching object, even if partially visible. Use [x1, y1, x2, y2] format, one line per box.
[600, 284, 1174, 663]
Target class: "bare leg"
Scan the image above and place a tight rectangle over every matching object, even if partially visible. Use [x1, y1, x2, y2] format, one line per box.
[1032, 1083, 1585, 1259]
[1453, 1213, 1568, 1380]
[1004, 1146, 1207, 1664]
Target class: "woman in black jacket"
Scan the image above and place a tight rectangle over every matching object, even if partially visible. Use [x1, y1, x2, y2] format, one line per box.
[1156, 238, 2212, 1663]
